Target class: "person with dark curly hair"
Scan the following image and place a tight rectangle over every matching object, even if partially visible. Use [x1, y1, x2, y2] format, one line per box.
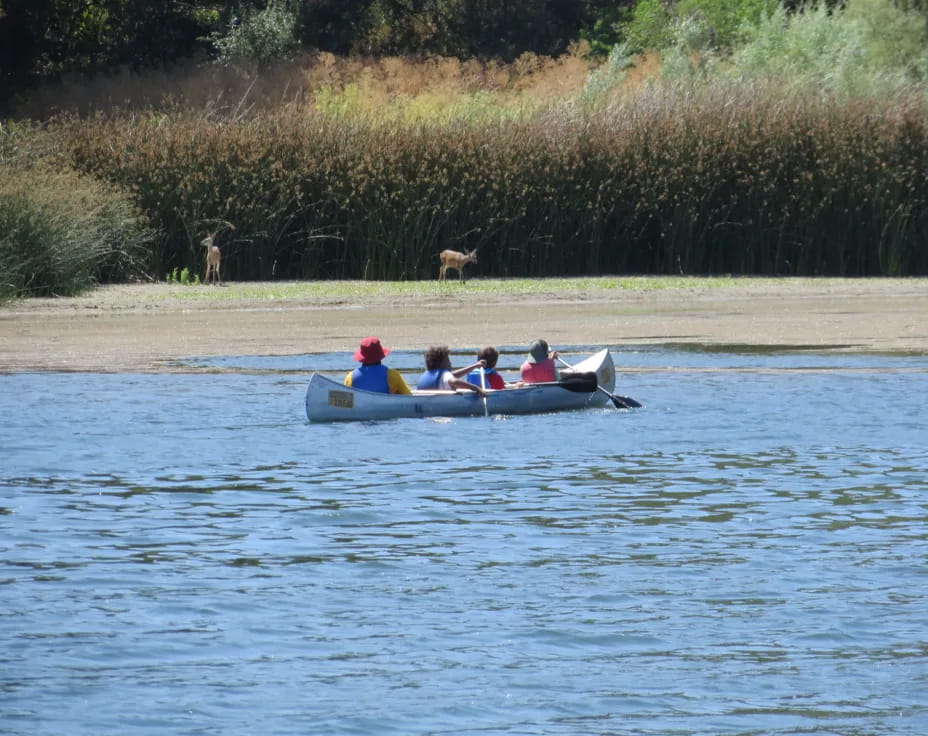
[416, 345, 487, 397]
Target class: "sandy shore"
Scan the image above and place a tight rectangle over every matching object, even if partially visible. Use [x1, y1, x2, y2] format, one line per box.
[1, 277, 926, 372]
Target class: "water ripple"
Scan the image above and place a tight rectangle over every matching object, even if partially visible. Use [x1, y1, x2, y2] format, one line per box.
[2, 354, 927, 735]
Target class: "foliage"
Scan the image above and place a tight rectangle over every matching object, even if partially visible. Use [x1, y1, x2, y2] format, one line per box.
[2, 0, 626, 110]
[212, 0, 301, 71]
[5, 0, 928, 117]
[623, 0, 779, 54]
[0, 0, 219, 111]
[0, 122, 152, 300]
[581, 43, 636, 103]
[623, 0, 678, 53]
[580, 4, 635, 57]
[6, 0, 928, 291]
[730, 0, 928, 95]
[351, 0, 608, 59]
[166, 266, 200, 286]
[59, 80, 928, 283]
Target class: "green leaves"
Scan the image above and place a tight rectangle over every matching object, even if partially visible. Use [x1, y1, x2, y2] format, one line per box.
[211, 0, 301, 71]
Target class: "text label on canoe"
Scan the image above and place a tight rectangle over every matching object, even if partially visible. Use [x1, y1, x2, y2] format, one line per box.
[328, 390, 355, 409]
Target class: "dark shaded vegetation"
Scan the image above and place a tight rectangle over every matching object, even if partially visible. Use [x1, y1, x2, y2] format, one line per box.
[0, 0, 630, 110]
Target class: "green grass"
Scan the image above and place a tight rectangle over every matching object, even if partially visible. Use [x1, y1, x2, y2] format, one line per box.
[130, 275, 818, 305]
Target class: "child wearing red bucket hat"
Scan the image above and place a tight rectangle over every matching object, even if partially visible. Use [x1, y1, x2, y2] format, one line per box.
[344, 337, 411, 394]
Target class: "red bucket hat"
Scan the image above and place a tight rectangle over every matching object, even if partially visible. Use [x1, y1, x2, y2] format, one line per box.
[354, 336, 390, 363]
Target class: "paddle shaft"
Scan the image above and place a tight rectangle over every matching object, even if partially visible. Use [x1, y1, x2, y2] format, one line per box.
[479, 366, 489, 417]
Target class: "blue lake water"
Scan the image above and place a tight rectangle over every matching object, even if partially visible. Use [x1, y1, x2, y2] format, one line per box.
[2, 345, 927, 736]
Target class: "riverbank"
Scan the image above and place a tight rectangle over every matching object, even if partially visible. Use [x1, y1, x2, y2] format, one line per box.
[1, 277, 926, 373]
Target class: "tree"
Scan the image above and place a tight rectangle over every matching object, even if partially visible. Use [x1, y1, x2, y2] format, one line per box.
[622, 0, 780, 54]
[296, 0, 375, 54]
[213, 0, 301, 69]
[339, 0, 615, 59]
[0, 0, 218, 110]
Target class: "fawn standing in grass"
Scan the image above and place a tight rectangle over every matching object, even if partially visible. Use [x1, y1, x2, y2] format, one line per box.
[438, 249, 477, 283]
[202, 232, 222, 285]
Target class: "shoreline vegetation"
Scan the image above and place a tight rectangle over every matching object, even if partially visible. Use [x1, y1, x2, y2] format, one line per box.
[2, 1, 928, 302]
[1, 277, 926, 373]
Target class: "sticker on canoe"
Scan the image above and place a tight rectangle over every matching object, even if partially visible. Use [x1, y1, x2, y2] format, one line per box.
[328, 390, 355, 409]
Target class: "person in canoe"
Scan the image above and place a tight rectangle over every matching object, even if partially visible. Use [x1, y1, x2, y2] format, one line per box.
[520, 339, 560, 383]
[464, 346, 506, 390]
[344, 337, 412, 394]
[417, 346, 488, 397]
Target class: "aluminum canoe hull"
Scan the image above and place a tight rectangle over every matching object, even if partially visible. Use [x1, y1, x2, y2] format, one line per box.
[305, 349, 616, 422]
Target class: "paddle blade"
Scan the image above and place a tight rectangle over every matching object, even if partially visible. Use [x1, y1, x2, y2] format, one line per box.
[557, 372, 598, 393]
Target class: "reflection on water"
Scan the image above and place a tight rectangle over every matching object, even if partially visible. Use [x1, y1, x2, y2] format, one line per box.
[2, 347, 927, 736]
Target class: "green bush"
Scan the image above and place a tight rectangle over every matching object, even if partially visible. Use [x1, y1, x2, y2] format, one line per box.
[623, 0, 677, 53]
[212, 0, 301, 70]
[0, 125, 152, 300]
[731, 0, 928, 96]
[624, 0, 778, 54]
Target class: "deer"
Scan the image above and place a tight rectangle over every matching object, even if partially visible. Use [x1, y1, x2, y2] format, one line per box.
[201, 232, 222, 285]
[438, 248, 478, 283]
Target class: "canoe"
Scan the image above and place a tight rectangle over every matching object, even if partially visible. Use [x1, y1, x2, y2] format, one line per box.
[304, 348, 617, 422]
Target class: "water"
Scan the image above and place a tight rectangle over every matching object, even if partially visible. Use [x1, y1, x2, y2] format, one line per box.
[2, 346, 927, 736]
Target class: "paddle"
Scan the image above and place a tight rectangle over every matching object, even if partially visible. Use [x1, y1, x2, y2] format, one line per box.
[555, 372, 599, 393]
[479, 366, 489, 417]
[556, 356, 641, 409]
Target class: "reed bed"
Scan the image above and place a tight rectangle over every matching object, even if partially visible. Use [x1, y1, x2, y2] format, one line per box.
[60, 79, 928, 282]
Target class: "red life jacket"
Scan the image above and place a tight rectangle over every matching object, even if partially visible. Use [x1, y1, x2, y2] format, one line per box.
[521, 358, 556, 383]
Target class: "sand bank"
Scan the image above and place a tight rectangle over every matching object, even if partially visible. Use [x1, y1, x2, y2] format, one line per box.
[1, 277, 925, 372]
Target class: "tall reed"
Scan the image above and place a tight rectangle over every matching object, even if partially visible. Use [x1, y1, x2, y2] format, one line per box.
[61, 77, 927, 281]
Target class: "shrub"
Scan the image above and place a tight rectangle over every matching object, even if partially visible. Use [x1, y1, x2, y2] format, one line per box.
[212, 0, 301, 71]
[624, 0, 778, 54]
[0, 125, 152, 300]
[732, 0, 928, 97]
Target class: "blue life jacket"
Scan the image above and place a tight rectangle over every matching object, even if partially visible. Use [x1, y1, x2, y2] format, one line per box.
[351, 364, 390, 393]
[465, 369, 499, 387]
[417, 369, 446, 390]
